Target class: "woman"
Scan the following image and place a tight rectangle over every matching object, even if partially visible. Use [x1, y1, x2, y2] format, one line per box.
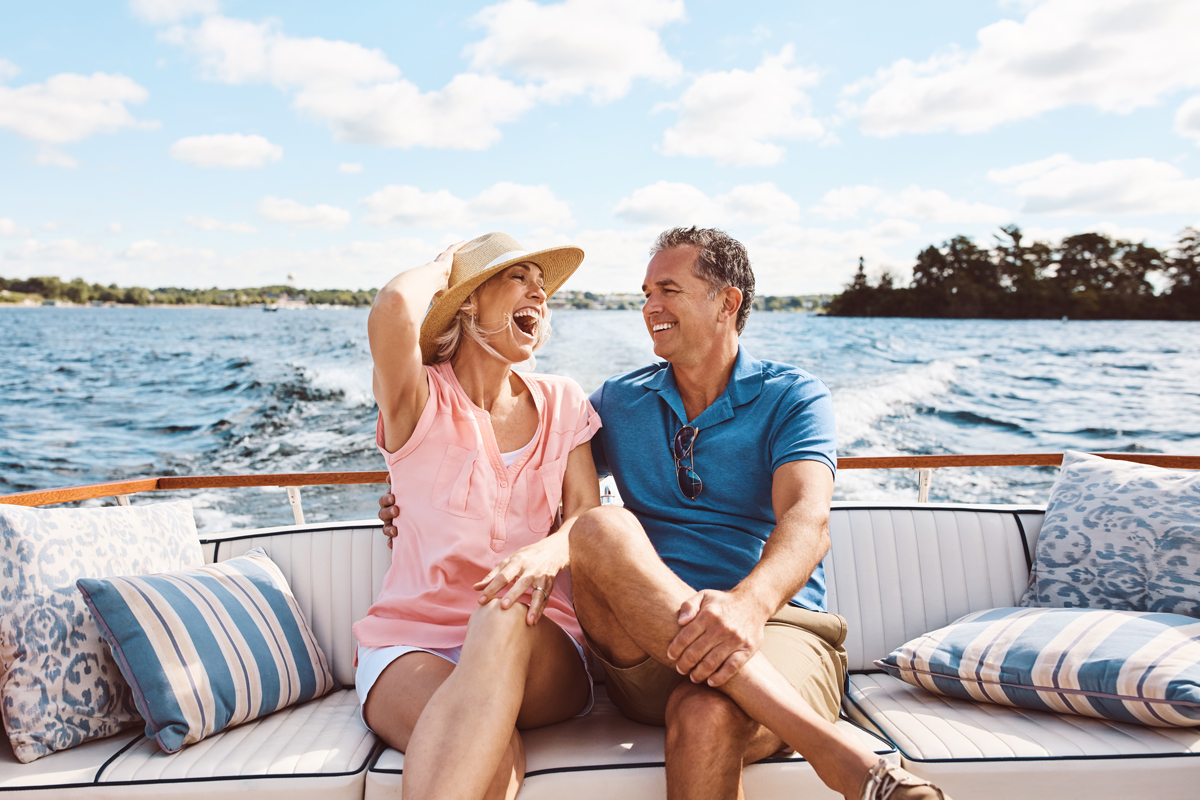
[352, 232, 601, 800]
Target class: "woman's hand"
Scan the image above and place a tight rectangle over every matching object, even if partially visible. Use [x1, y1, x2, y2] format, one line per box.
[473, 536, 568, 626]
[425, 242, 460, 293]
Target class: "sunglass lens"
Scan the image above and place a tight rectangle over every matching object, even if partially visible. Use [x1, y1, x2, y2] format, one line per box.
[673, 426, 695, 459]
[676, 465, 703, 500]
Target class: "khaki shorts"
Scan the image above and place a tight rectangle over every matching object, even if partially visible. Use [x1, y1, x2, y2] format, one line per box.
[590, 606, 848, 727]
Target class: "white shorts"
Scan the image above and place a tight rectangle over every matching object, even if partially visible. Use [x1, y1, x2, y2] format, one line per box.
[355, 634, 594, 731]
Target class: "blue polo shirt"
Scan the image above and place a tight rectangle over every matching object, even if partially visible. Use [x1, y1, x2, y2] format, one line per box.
[588, 346, 838, 611]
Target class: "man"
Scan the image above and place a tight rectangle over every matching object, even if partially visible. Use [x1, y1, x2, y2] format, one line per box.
[381, 227, 947, 800]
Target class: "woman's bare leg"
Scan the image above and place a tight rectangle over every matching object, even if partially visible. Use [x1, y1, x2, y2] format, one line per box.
[399, 599, 589, 800]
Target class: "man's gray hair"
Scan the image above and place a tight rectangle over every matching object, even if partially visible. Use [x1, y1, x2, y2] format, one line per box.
[651, 227, 755, 334]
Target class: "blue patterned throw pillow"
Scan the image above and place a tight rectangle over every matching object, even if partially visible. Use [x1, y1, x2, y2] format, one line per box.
[878, 606, 1200, 727]
[76, 547, 338, 753]
[0, 500, 202, 763]
[1020, 450, 1200, 616]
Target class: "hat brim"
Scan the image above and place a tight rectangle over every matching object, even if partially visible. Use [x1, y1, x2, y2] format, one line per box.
[419, 245, 584, 364]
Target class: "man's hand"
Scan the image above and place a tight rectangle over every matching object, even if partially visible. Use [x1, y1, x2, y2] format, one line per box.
[378, 491, 399, 549]
[666, 589, 771, 688]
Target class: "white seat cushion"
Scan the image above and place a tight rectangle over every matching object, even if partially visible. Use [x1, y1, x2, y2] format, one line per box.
[367, 685, 896, 799]
[845, 673, 1200, 800]
[1, 691, 377, 800]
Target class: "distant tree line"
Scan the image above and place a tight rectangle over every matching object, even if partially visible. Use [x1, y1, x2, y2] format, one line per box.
[0, 275, 377, 307]
[827, 226, 1200, 320]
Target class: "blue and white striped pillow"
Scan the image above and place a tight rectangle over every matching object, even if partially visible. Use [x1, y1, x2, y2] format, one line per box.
[877, 606, 1200, 727]
[77, 548, 338, 753]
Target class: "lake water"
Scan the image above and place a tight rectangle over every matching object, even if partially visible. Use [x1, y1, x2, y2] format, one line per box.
[2, 307, 1198, 532]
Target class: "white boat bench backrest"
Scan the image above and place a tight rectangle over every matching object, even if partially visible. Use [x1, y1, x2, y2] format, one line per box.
[826, 505, 1044, 671]
[200, 505, 1046, 685]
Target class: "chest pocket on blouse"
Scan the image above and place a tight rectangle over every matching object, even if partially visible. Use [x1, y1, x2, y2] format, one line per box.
[432, 445, 487, 519]
[526, 460, 565, 533]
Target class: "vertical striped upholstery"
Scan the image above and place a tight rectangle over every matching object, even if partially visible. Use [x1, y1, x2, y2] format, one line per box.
[826, 505, 1040, 671]
[201, 509, 1047, 684]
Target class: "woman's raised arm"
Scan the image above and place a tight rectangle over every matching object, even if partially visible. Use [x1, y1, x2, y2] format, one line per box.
[369, 243, 463, 453]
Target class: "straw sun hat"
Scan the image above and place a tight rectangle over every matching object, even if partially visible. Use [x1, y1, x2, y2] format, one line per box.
[418, 232, 584, 363]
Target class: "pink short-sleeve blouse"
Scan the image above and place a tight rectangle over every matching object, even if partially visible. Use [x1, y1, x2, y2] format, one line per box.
[352, 362, 602, 652]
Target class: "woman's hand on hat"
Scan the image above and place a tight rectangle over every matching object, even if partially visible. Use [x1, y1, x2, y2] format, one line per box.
[428, 241, 465, 288]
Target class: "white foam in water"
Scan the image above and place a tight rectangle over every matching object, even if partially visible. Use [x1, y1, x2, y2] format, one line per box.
[831, 357, 975, 450]
[299, 363, 374, 407]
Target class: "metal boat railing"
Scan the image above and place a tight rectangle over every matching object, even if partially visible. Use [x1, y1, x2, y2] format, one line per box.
[2, 453, 1198, 523]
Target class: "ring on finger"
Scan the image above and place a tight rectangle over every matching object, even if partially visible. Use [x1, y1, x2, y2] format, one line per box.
[532, 586, 548, 598]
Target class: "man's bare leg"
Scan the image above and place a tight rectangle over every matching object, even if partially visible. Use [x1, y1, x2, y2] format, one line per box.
[571, 507, 876, 800]
[664, 680, 787, 800]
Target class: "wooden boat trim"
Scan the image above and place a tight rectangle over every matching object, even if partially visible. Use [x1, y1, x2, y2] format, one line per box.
[1, 454, 1197, 508]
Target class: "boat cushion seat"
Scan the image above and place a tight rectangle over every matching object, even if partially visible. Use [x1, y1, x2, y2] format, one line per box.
[0, 690, 377, 800]
[366, 685, 897, 800]
[845, 672, 1200, 800]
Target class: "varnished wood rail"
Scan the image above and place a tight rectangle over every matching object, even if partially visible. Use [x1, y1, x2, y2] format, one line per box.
[1, 454, 1196, 509]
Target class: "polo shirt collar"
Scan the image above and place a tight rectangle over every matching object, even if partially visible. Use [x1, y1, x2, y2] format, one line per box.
[646, 345, 764, 427]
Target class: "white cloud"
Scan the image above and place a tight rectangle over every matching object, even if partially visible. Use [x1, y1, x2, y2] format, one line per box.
[338, 162, 363, 173]
[164, 14, 534, 150]
[129, 0, 219, 24]
[184, 215, 257, 233]
[613, 181, 801, 226]
[749, 221, 925, 294]
[659, 46, 823, 166]
[35, 145, 78, 168]
[119, 240, 216, 261]
[812, 185, 1011, 223]
[466, 0, 684, 103]
[875, 187, 1011, 223]
[108, 223, 124, 234]
[293, 73, 534, 150]
[364, 186, 468, 229]
[0, 69, 157, 145]
[0, 59, 19, 80]
[258, 197, 351, 231]
[7, 238, 103, 262]
[3, 235, 428, 290]
[523, 227, 659, 294]
[0, 219, 31, 237]
[810, 186, 885, 221]
[1176, 95, 1200, 146]
[988, 154, 1200, 215]
[560, 220, 927, 295]
[850, 0, 1200, 136]
[362, 182, 574, 230]
[1018, 222, 1174, 247]
[169, 133, 283, 168]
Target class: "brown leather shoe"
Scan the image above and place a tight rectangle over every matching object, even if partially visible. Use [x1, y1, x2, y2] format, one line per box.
[859, 758, 949, 799]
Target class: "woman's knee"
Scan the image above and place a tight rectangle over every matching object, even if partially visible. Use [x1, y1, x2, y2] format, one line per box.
[468, 598, 532, 638]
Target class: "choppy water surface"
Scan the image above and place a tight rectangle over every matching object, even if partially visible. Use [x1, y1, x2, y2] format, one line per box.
[2, 307, 1197, 531]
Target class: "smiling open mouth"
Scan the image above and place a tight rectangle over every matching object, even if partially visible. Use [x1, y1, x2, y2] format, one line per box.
[513, 309, 540, 337]
[652, 322, 676, 333]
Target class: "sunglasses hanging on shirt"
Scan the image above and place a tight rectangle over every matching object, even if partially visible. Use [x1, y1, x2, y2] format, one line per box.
[672, 425, 703, 500]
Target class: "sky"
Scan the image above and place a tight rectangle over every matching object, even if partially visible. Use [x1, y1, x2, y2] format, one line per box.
[2, 0, 1200, 295]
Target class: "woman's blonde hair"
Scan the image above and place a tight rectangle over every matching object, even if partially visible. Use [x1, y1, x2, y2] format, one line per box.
[431, 284, 553, 366]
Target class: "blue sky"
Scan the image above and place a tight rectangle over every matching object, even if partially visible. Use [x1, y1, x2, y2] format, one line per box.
[2, 0, 1199, 294]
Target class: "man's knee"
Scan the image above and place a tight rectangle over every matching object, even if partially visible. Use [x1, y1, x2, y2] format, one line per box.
[664, 682, 757, 747]
[570, 506, 643, 571]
